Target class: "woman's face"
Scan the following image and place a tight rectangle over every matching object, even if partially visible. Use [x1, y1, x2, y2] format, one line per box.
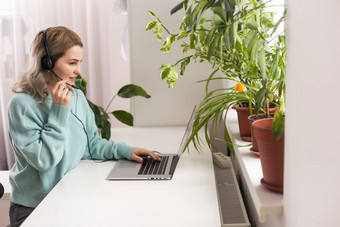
[48, 45, 83, 89]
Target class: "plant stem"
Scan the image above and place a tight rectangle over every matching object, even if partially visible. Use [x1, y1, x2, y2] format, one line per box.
[156, 16, 176, 36]
[266, 98, 270, 118]
[105, 94, 117, 112]
[267, 30, 286, 43]
[226, 0, 233, 22]
[173, 55, 193, 66]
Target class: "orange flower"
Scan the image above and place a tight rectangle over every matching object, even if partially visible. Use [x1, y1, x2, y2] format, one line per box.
[235, 82, 245, 92]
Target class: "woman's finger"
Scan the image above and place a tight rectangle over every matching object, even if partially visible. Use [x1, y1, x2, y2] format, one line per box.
[148, 151, 161, 161]
[51, 80, 72, 106]
[131, 154, 143, 163]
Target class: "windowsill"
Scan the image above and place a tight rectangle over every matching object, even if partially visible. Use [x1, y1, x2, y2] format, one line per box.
[226, 110, 283, 223]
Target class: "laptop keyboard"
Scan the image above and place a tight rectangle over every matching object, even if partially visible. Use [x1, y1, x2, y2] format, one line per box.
[138, 156, 169, 175]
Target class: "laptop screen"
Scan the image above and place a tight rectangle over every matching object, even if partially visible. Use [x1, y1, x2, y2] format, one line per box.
[177, 106, 196, 156]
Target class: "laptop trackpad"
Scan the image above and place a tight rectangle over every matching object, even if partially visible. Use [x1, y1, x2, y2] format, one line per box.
[117, 160, 139, 168]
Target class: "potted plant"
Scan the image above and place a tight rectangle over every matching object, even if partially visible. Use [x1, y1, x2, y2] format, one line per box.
[146, 0, 286, 156]
[75, 75, 151, 140]
[250, 34, 286, 192]
[248, 31, 286, 154]
[252, 110, 285, 193]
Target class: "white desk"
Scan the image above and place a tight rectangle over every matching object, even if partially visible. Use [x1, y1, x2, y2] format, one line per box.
[22, 127, 220, 227]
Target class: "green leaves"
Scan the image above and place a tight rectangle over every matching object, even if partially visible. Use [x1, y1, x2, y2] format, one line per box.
[212, 6, 227, 23]
[224, 21, 238, 51]
[245, 31, 257, 56]
[112, 110, 134, 126]
[101, 119, 111, 141]
[272, 110, 284, 140]
[229, 22, 237, 48]
[75, 75, 151, 140]
[75, 75, 87, 95]
[160, 35, 176, 52]
[145, 20, 157, 30]
[182, 14, 192, 27]
[180, 57, 191, 75]
[148, 10, 157, 18]
[258, 40, 266, 78]
[177, 30, 187, 40]
[170, 0, 188, 15]
[247, 19, 259, 30]
[118, 84, 151, 99]
[87, 99, 101, 126]
[192, 0, 209, 21]
[160, 64, 178, 88]
[254, 86, 266, 114]
[146, 12, 163, 40]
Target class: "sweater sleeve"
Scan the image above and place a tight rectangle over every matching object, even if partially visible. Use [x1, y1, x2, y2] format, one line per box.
[7, 95, 70, 172]
[80, 95, 136, 160]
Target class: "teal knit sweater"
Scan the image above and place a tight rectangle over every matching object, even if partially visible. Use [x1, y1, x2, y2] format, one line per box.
[7, 90, 136, 208]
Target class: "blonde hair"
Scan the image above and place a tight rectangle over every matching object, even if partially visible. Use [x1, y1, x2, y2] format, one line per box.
[12, 26, 83, 102]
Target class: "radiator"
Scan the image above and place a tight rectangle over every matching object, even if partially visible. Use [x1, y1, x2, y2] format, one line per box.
[213, 156, 251, 227]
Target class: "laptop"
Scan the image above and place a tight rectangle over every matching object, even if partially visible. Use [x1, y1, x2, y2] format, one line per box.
[107, 106, 196, 180]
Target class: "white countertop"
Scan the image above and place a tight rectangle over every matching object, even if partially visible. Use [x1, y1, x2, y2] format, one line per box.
[22, 127, 221, 227]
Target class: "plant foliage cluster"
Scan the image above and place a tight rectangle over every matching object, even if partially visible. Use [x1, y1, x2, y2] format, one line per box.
[147, 0, 286, 152]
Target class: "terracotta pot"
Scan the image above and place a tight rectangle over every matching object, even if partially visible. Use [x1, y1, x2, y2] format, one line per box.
[232, 105, 278, 142]
[232, 106, 253, 141]
[248, 113, 274, 156]
[252, 118, 284, 193]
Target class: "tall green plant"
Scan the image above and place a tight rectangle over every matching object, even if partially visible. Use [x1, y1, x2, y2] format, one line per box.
[147, 0, 286, 152]
[75, 75, 151, 140]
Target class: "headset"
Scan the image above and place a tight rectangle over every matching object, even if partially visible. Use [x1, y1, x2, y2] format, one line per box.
[41, 27, 79, 89]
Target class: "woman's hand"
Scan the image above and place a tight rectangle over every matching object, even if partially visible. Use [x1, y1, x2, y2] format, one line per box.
[51, 80, 72, 106]
[130, 148, 161, 163]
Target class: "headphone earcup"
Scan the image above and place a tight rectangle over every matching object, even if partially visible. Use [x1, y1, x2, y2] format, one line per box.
[41, 55, 54, 70]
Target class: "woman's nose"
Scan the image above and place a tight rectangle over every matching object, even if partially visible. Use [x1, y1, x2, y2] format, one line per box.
[74, 65, 81, 75]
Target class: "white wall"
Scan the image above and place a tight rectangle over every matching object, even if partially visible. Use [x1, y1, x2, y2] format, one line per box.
[97, 1, 131, 127]
[128, 0, 220, 126]
[284, 1, 340, 226]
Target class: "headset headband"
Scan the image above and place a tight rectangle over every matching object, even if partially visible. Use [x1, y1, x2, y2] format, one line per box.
[41, 27, 54, 70]
[43, 28, 51, 58]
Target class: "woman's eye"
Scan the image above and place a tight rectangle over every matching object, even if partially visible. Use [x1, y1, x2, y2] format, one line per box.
[69, 62, 76, 65]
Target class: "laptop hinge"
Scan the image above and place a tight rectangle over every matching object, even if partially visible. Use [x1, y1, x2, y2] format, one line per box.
[169, 155, 179, 175]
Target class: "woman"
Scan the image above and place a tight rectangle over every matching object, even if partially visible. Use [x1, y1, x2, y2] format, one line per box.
[7, 26, 159, 226]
